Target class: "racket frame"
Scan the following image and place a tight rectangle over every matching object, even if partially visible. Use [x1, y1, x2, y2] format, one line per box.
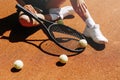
[16, 4, 86, 52]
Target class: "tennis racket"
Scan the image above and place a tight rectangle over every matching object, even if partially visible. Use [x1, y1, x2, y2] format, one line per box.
[16, 4, 86, 53]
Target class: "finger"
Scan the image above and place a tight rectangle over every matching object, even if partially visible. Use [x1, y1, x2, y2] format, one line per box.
[83, 3, 87, 9]
[29, 5, 37, 13]
[24, 5, 37, 14]
[81, 4, 86, 13]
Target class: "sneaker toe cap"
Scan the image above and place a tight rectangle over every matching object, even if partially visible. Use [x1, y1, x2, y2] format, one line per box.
[94, 37, 108, 44]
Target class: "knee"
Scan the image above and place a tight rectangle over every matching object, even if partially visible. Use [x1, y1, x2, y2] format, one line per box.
[19, 13, 39, 27]
[19, 14, 30, 27]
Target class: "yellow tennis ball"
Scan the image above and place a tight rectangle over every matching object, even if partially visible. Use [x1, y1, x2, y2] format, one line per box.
[59, 54, 68, 64]
[14, 60, 24, 69]
[79, 39, 88, 48]
[57, 19, 64, 24]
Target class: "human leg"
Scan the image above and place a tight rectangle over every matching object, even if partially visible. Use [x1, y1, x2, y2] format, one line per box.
[70, 0, 108, 44]
[83, 8, 108, 44]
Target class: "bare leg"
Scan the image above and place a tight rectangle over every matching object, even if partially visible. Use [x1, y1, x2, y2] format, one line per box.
[70, 0, 108, 44]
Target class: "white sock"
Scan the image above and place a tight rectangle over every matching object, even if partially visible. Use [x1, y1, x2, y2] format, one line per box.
[49, 14, 60, 21]
[85, 9, 95, 28]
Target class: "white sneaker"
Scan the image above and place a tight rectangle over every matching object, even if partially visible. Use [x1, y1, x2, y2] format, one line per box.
[59, 6, 74, 19]
[83, 24, 108, 44]
[49, 6, 74, 19]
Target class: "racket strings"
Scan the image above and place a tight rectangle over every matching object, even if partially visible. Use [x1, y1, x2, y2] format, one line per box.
[49, 24, 84, 51]
[49, 24, 83, 39]
[16, 4, 85, 52]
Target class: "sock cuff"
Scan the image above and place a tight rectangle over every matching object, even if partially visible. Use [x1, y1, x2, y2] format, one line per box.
[85, 17, 95, 28]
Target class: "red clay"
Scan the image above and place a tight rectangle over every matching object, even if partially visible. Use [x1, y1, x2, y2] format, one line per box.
[0, 0, 120, 80]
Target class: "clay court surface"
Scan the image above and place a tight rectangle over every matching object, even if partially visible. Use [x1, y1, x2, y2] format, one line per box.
[0, 0, 120, 80]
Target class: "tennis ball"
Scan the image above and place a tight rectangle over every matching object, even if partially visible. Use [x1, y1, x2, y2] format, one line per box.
[57, 19, 64, 24]
[13, 60, 24, 69]
[59, 54, 68, 64]
[79, 39, 88, 48]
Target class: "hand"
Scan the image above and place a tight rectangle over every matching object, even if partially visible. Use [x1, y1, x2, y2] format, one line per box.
[70, 0, 88, 20]
[24, 4, 37, 14]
